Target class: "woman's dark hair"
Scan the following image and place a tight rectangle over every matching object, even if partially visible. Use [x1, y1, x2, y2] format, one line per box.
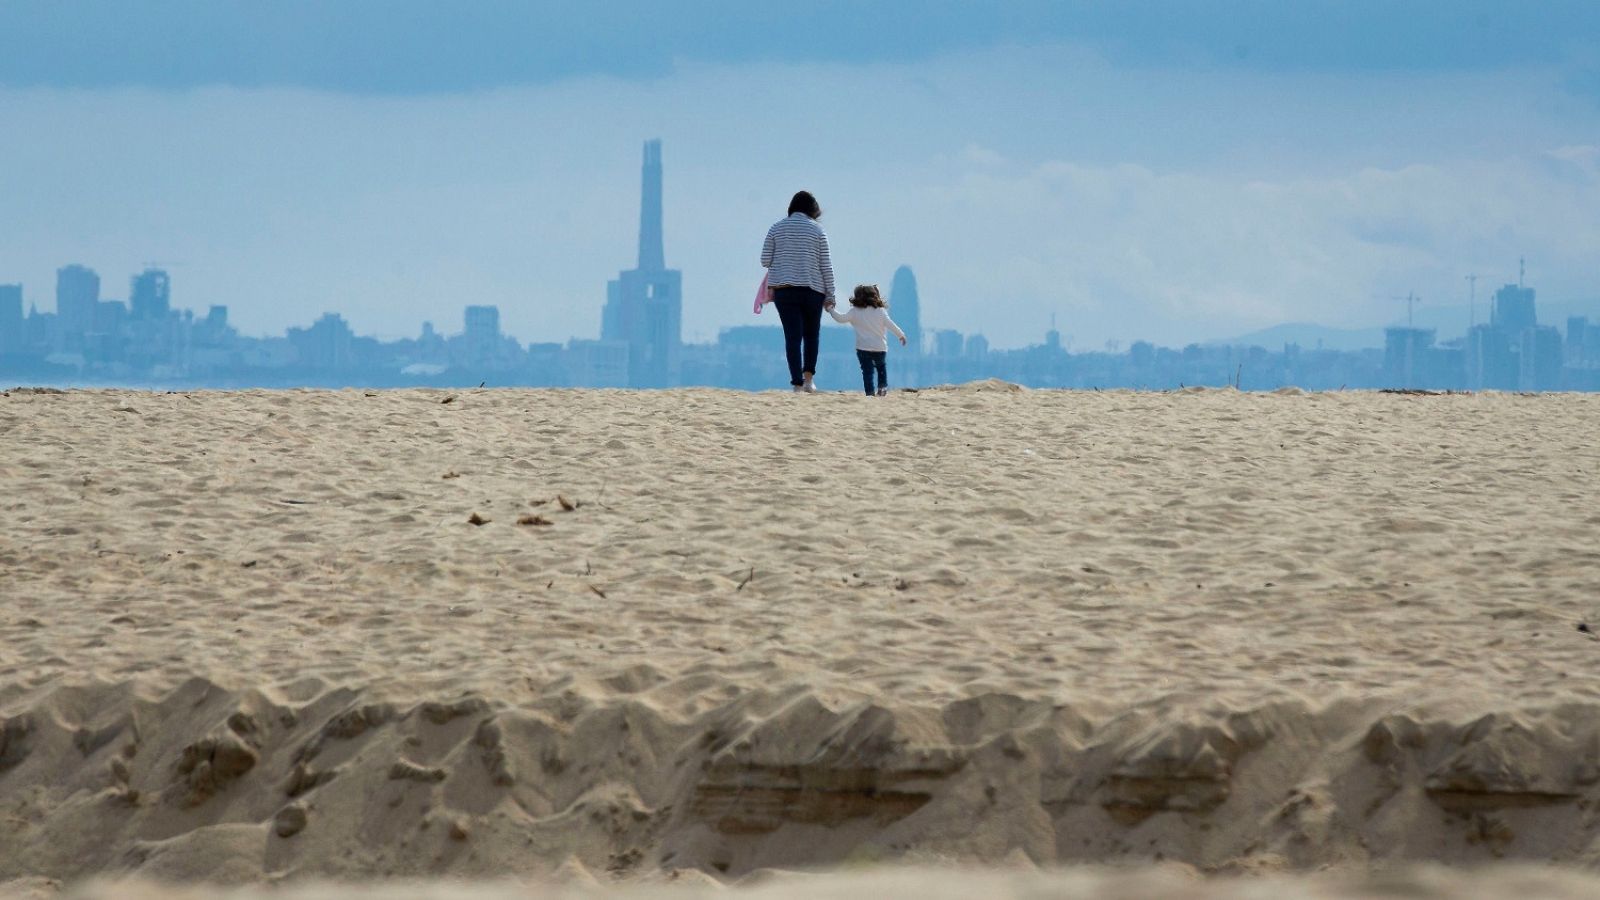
[787, 190, 822, 219]
[850, 284, 885, 309]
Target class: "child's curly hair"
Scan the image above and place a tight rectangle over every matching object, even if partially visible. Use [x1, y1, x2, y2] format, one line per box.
[850, 284, 885, 309]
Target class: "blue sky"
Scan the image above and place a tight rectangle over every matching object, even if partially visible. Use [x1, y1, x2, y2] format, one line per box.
[6, 1, 1599, 91]
[2, 1, 1598, 347]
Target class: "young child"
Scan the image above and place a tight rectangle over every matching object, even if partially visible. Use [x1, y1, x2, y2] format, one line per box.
[827, 284, 907, 396]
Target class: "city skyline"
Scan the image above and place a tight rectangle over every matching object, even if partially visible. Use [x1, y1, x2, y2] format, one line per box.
[2, 258, 1592, 355]
[3, 138, 1596, 394]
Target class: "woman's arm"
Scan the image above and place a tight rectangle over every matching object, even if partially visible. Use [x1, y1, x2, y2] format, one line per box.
[761, 227, 775, 268]
[817, 230, 835, 303]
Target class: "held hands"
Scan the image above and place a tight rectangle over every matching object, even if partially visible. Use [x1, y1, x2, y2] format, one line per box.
[824, 299, 836, 311]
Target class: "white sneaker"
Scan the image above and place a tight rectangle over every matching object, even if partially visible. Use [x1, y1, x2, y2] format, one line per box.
[792, 385, 804, 393]
[802, 373, 817, 393]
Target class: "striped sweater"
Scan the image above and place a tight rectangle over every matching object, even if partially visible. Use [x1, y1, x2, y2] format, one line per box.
[761, 212, 835, 303]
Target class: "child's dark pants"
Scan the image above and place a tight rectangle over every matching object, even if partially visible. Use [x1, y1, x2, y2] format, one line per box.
[856, 350, 888, 395]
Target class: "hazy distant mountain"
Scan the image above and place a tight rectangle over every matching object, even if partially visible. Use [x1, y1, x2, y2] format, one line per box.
[1212, 323, 1386, 352]
[1218, 300, 1600, 352]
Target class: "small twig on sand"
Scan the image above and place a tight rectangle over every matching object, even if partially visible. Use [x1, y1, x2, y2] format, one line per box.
[736, 567, 755, 591]
[587, 583, 607, 599]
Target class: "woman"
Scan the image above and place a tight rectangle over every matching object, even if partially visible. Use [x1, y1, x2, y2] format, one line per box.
[761, 190, 836, 393]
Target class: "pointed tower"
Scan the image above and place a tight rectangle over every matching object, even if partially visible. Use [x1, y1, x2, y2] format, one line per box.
[889, 265, 922, 354]
[637, 140, 665, 272]
[600, 140, 682, 387]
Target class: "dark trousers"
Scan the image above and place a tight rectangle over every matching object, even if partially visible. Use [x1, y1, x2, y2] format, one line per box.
[856, 349, 888, 395]
[773, 287, 824, 386]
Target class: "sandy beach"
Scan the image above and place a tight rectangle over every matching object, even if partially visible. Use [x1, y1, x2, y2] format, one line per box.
[4, 385, 1600, 895]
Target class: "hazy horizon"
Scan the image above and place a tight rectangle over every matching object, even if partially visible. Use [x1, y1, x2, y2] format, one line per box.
[4, 1, 1599, 350]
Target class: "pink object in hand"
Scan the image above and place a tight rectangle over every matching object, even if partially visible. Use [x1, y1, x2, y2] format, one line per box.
[754, 273, 769, 314]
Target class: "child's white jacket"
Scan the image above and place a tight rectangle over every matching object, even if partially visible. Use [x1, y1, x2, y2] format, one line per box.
[828, 306, 906, 352]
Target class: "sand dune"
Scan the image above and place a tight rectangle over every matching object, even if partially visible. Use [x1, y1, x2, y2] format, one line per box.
[3, 386, 1600, 890]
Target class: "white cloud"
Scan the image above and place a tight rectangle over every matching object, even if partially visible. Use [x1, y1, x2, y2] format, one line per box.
[960, 144, 1007, 167]
[871, 155, 1600, 345]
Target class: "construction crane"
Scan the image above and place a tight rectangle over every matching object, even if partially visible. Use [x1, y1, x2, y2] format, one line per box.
[1392, 292, 1420, 328]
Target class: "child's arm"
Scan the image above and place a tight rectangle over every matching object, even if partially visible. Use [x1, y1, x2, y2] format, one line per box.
[826, 307, 852, 324]
[886, 315, 908, 346]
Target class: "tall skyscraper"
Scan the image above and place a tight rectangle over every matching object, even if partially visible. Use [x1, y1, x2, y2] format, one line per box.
[600, 139, 682, 388]
[1384, 327, 1435, 388]
[55, 264, 100, 339]
[1464, 272, 1549, 390]
[1467, 323, 1518, 390]
[1521, 326, 1563, 391]
[637, 140, 665, 273]
[460, 304, 516, 368]
[1491, 282, 1536, 332]
[889, 265, 922, 354]
[130, 269, 171, 320]
[1569, 316, 1594, 366]
[464, 305, 500, 339]
[0, 284, 22, 354]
